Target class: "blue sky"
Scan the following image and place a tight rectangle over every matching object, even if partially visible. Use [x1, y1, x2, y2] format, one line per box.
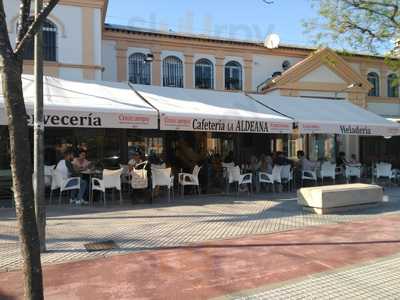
[106, 0, 318, 47]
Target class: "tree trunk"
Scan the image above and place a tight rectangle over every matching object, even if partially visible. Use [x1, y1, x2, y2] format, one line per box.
[1, 58, 44, 300]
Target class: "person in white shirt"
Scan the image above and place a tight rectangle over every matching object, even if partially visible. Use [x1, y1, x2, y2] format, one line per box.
[55, 149, 88, 205]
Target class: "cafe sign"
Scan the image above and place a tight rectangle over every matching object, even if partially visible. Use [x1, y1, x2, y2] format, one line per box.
[0, 108, 158, 129]
[299, 122, 400, 136]
[161, 115, 292, 134]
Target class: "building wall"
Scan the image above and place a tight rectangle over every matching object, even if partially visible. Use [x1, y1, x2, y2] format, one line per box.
[102, 30, 310, 92]
[4, 0, 104, 80]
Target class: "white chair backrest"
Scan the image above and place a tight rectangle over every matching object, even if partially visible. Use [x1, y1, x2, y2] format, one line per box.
[193, 165, 201, 176]
[228, 166, 241, 183]
[280, 165, 291, 180]
[376, 163, 392, 178]
[44, 165, 55, 176]
[151, 163, 166, 170]
[346, 165, 361, 178]
[272, 165, 282, 183]
[119, 164, 129, 175]
[152, 168, 171, 189]
[103, 168, 122, 189]
[50, 169, 64, 190]
[92, 177, 105, 191]
[321, 162, 336, 177]
[222, 162, 235, 169]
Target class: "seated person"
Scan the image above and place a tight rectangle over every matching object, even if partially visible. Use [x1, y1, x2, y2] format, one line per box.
[347, 154, 359, 165]
[72, 150, 90, 172]
[259, 153, 273, 174]
[297, 151, 318, 171]
[128, 152, 143, 171]
[56, 149, 88, 205]
[274, 151, 292, 166]
[336, 151, 348, 168]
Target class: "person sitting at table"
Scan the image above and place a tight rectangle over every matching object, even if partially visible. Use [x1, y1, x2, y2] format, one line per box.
[347, 154, 359, 165]
[274, 151, 292, 166]
[56, 149, 88, 205]
[259, 153, 273, 174]
[72, 150, 90, 172]
[128, 152, 143, 171]
[224, 151, 235, 164]
[336, 152, 348, 168]
[297, 151, 317, 171]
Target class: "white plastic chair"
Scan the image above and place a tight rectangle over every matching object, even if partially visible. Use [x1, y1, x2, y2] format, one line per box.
[301, 170, 317, 186]
[44, 165, 55, 188]
[50, 169, 81, 205]
[91, 168, 123, 206]
[280, 165, 293, 191]
[228, 166, 252, 194]
[259, 172, 274, 192]
[119, 164, 131, 191]
[178, 165, 202, 197]
[345, 165, 361, 183]
[376, 162, 394, 185]
[151, 167, 173, 201]
[319, 162, 336, 184]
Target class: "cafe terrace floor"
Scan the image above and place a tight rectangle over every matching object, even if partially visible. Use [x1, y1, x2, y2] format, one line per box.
[1, 189, 400, 299]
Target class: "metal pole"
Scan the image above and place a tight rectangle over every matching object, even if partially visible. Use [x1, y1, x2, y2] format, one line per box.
[34, 0, 46, 253]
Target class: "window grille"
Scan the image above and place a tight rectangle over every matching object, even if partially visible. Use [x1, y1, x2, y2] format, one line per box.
[163, 56, 183, 88]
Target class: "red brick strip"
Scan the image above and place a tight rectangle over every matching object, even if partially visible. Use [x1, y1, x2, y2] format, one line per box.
[1, 214, 400, 300]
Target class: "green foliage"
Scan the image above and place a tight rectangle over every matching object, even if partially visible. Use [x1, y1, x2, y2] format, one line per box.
[305, 0, 400, 58]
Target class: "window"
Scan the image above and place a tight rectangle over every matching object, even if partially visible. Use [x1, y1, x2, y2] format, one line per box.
[128, 53, 151, 85]
[225, 61, 242, 90]
[23, 19, 57, 61]
[195, 58, 214, 89]
[388, 73, 399, 98]
[163, 56, 183, 88]
[367, 72, 380, 97]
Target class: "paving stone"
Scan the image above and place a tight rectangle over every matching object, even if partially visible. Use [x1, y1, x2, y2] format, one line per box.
[1, 188, 400, 271]
[238, 253, 400, 300]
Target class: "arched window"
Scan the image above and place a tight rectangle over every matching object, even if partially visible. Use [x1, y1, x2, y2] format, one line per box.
[388, 73, 399, 98]
[23, 19, 57, 61]
[163, 56, 183, 88]
[225, 61, 242, 90]
[367, 72, 380, 97]
[195, 58, 214, 89]
[128, 53, 151, 85]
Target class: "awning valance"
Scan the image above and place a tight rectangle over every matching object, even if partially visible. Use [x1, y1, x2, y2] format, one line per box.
[249, 94, 400, 136]
[132, 85, 293, 134]
[0, 75, 158, 129]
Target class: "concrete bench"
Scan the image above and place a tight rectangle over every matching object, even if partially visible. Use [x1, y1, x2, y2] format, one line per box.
[297, 183, 383, 214]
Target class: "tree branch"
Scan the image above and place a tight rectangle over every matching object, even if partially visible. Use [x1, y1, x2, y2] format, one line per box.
[0, 0, 14, 59]
[345, 0, 400, 27]
[16, 0, 32, 45]
[14, 0, 60, 56]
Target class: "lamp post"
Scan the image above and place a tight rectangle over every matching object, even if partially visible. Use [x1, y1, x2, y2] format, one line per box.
[33, 0, 46, 252]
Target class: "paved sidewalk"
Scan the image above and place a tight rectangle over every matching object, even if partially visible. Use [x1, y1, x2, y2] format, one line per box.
[233, 253, 400, 300]
[0, 189, 399, 271]
[1, 213, 400, 299]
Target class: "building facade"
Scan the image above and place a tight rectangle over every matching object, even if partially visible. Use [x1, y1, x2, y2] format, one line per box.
[1, 0, 400, 192]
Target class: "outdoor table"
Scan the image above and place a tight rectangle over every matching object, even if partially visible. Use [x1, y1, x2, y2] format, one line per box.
[81, 169, 102, 205]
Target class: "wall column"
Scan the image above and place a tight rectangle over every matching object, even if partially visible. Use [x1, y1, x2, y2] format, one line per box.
[151, 50, 162, 86]
[244, 58, 253, 92]
[184, 53, 194, 88]
[215, 56, 224, 91]
[82, 7, 95, 80]
[380, 68, 388, 98]
[116, 41, 128, 82]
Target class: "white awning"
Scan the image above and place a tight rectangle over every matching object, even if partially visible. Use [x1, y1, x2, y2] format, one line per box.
[132, 85, 293, 134]
[249, 94, 400, 137]
[0, 75, 158, 129]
